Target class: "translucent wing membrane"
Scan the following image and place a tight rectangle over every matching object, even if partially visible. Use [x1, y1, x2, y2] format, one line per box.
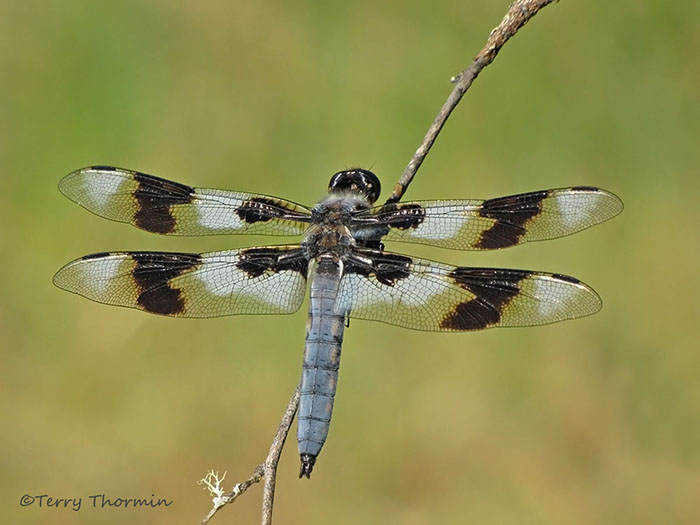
[336, 249, 601, 331]
[56, 169, 619, 331]
[356, 187, 623, 250]
[53, 246, 308, 318]
[59, 166, 312, 236]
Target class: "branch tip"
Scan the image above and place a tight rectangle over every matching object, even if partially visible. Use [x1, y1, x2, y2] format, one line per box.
[385, 0, 558, 205]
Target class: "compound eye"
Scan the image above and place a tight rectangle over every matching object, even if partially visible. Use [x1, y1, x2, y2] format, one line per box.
[328, 169, 381, 203]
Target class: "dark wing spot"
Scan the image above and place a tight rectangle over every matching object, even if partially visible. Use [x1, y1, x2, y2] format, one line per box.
[442, 299, 501, 330]
[133, 173, 194, 234]
[236, 247, 308, 279]
[346, 251, 412, 287]
[348, 221, 390, 248]
[375, 253, 412, 286]
[477, 191, 548, 249]
[381, 203, 426, 230]
[90, 165, 118, 171]
[131, 252, 201, 315]
[348, 203, 422, 246]
[236, 197, 286, 224]
[570, 186, 599, 192]
[236, 248, 272, 278]
[441, 268, 531, 330]
[138, 285, 183, 315]
[357, 238, 385, 250]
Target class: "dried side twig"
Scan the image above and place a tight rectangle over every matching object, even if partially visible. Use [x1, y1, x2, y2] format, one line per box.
[200, 1, 557, 523]
[384, 0, 559, 204]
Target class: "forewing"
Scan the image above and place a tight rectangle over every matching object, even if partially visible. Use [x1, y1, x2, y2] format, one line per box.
[53, 246, 308, 318]
[336, 249, 601, 331]
[356, 187, 622, 250]
[59, 166, 312, 236]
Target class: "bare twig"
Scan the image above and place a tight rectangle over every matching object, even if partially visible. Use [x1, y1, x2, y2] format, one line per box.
[200, 1, 557, 523]
[384, 0, 558, 205]
[200, 385, 300, 525]
[260, 385, 299, 524]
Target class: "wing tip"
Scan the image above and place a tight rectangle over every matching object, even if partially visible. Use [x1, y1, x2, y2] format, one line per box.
[596, 188, 624, 219]
[57, 168, 83, 197]
[52, 268, 81, 297]
[550, 273, 604, 319]
[571, 186, 625, 222]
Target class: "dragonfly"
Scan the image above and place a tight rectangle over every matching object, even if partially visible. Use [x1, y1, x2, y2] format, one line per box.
[53, 166, 623, 477]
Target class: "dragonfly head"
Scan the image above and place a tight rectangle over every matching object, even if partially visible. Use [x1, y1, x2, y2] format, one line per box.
[328, 168, 381, 204]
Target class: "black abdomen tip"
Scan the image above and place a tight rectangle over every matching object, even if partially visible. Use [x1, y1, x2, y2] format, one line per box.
[299, 454, 317, 479]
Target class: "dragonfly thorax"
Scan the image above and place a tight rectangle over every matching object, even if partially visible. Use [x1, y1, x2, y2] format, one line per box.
[305, 178, 379, 259]
[302, 218, 356, 260]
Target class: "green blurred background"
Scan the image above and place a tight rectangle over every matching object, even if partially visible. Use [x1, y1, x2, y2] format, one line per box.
[1, 1, 698, 524]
